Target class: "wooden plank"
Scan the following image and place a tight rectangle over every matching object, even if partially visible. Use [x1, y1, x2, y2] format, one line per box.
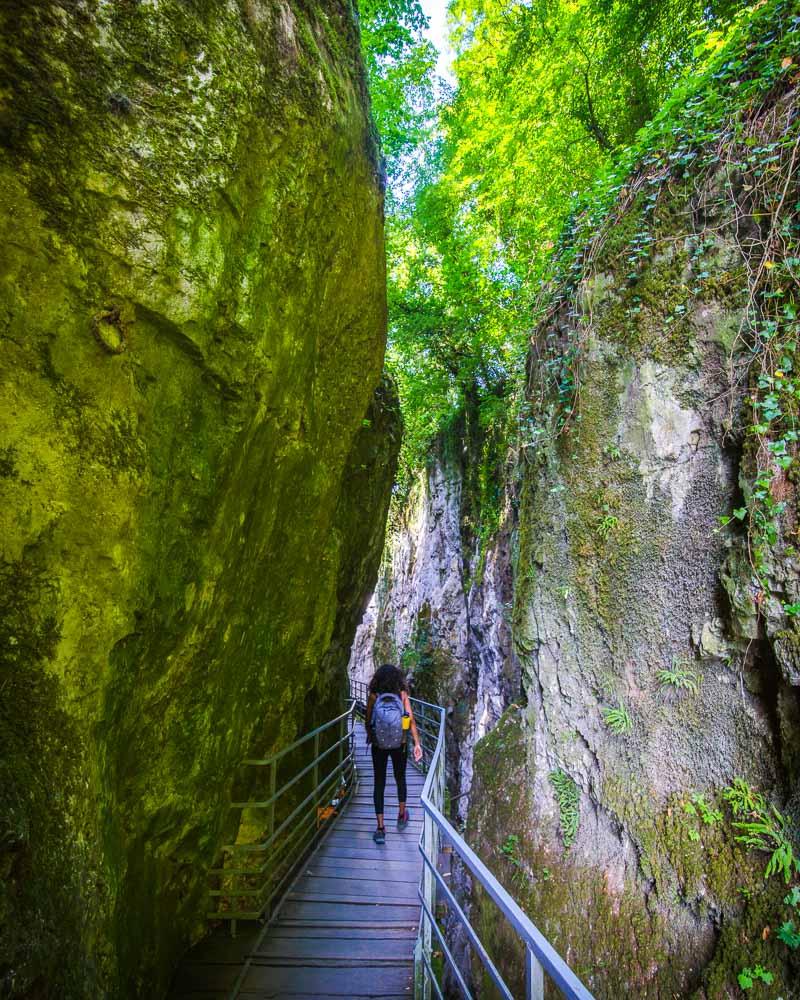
[334, 813, 423, 823]
[289, 890, 418, 907]
[318, 845, 420, 861]
[351, 786, 424, 796]
[332, 822, 423, 834]
[331, 822, 423, 832]
[266, 924, 417, 940]
[346, 805, 424, 815]
[358, 786, 419, 792]
[303, 862, 419, 882]
[277, 900, 420, 923]
[303, 844, 422, 872]
[273, 918, 418, 931]
[288, 891, 418, 907]
[323, 830, 419, 844]
[355, 775, 426, 783]
[349, 803, 421, 811]
[344, 815, 420, 823]
[353, 768, 425, 779]
[251, 937, 414, 961]
[292, 875, 418, 899]
[314, 845, 420, 863]
[240, 964, 413, 995]
[353, 775, 425, 784]
[238, 994, 411, 1000]
[318, 846, 420, 863]
[350, 795, 424, 806]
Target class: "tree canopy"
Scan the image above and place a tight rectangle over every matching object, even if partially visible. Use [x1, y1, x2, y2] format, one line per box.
[360, 0, 746, 479]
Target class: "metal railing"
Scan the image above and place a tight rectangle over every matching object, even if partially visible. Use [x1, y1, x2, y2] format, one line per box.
[207, 701, 357, 934]
[415, 699, 594, 1000]
[350, 676, 594, 998]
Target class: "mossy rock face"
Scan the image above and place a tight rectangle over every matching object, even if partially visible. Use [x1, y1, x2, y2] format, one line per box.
[468, 710, 798, 998]
[0, 2, 396, 996]
[467, 140, 800, 993]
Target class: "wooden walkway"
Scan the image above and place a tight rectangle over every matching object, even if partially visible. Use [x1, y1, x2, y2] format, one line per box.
[170, 724, 424, 999]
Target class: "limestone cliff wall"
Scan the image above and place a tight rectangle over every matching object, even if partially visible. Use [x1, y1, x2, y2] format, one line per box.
[469, 91, 800, 1000]
[0, 2, 397, 996]
[348, 430, 518, 818]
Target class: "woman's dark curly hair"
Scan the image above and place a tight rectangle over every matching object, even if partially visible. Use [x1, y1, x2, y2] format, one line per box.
[369, 663, 408, 696]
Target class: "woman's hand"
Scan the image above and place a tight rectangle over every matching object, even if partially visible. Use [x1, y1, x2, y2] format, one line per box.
[413, 742, 422, 763]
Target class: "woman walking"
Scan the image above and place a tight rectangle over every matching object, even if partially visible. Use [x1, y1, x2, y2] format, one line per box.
[365, 664, 422, 845]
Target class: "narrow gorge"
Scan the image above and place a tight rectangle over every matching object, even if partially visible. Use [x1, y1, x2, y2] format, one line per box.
[350, 2, 800, 995]
[2, 0, 800, 998]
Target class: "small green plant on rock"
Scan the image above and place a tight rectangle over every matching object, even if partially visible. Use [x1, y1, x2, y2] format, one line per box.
[596, 509, 619, 540]
[777, 886, 800, 950]
[602, 704, 632, 735]
[549, 769, 580, 848]
[500, 834, 529, 890]
[684, 792, 722, 826]
[501, 833, 521, 862]
[737, 965, 773, 990]
[658, 660, 700, 694]
[777, 920, 800, 949]
[682, 792, 721, 842]
[723, 778, 800, 883]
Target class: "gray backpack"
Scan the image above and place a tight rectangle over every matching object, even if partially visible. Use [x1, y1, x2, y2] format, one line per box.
[372, 693, 404, 749]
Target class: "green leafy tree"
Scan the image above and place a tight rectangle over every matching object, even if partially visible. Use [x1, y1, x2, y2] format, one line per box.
[361, 0, 748, 481]
[359, 0, 437, 189]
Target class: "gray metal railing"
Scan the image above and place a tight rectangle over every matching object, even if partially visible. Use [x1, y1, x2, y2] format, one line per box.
[351, 677, 593, 999]
[207, 701, 357, 934]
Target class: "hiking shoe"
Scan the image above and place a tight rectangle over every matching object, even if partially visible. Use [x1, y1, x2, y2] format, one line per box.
[373, 827, 386, 845]
[397, 809, 410, 831]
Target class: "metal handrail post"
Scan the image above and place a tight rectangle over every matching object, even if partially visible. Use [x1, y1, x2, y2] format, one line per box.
[268, 760, 276, 840]
[338, 713, 345, 788]
[422, 808, 435, 1000]
[527, 947, 544, 1000]
[312, 731, 320, 806]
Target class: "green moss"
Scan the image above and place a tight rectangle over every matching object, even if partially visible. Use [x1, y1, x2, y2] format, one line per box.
[469, 711, 685, 996]
[0, 558, 113, 996]
[0, 1, 392, 995]
[401, 604, 459, 706]
[0, 445, 17, 479]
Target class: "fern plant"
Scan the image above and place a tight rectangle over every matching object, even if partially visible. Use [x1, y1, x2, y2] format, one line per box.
[549, 769, 580, 848]
[737, 965, 774, 989]
[723, 778, 800, 883]
[602, 704, 632, 735]
[777, 887, 800, 949]
[657, 663, 699, 694]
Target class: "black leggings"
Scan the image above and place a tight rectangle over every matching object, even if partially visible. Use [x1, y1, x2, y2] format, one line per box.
[371, 744, 407, 815]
